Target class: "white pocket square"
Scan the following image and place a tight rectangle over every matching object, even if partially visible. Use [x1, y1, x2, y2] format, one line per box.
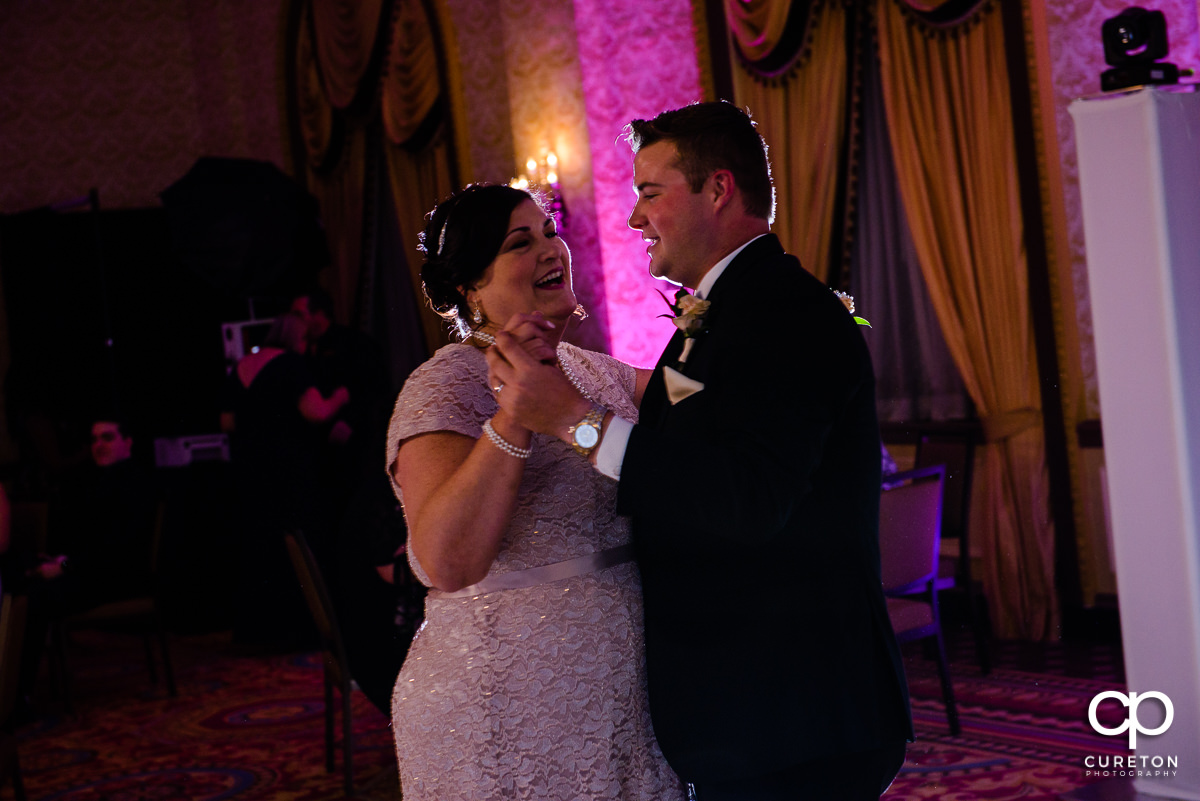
[663, 366, 704, 405]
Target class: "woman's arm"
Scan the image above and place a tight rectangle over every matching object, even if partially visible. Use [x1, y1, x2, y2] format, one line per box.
[392, 409, 530, 592]
[633, 367, 653, 407]
[297, 386, 350, 423]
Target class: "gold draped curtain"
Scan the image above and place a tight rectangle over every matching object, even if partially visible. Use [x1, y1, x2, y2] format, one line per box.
[728, 0, 845, 282]
[381, 0, 456, 353]
[310, 0, 386, 109]
[292, 0, 456, 352]
[727, 0, 802, 65]
[727, 0, 1057, 638]
[876, 0, 1057, 639]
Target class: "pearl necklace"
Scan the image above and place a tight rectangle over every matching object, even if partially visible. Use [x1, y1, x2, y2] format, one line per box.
[470, 330, 591, 402]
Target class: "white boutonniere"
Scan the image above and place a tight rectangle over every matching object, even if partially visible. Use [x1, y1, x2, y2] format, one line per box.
[658, 288, 711, 365]
[833, 290, 871, 327]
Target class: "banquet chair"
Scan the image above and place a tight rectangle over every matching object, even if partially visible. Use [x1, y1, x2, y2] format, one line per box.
[283, 531, 354, 797]
[0, 594, 29, 800]
[914, 434, 991, 673]
[50, 499, 177, 712]
[879, 465, 961, 735]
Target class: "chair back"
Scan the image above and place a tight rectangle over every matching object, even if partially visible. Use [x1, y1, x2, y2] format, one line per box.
[283, 532, 350, 676]
[879, 465, 945, 595]
[915, 434, 973, 544]
[0, 594, 28, 726]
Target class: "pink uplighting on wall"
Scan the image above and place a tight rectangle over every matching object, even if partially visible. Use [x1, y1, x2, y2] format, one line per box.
[573, 0, 703, 367]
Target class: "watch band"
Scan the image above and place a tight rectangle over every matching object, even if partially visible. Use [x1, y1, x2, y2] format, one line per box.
[568, 405, 606, 456]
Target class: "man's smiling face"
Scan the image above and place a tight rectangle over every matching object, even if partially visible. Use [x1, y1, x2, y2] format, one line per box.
[627, 141, 715, 290]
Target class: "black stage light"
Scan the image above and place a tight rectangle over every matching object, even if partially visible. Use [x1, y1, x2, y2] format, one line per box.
[1101, 7, 1179, 91]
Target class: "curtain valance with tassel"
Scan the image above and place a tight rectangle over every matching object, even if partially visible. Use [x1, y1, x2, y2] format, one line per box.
[288, 0, 457, 355]
[310, 0, 387, 109]
[381, 0, 440, 148]
[890, 0, 993, 35]
[726, 0, 820, 80]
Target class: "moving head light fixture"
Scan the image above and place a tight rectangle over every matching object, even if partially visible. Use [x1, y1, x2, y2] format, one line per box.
[1101, 7, 1180, 92]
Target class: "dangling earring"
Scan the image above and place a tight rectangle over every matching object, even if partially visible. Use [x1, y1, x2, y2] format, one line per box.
[573, 303, 588, 322]
[473, 305, 483, 324]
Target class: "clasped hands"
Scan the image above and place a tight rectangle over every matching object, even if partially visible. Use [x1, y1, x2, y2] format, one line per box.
[484, 313, 592, 443]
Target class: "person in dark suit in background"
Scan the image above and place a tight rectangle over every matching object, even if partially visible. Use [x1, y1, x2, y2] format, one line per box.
[488, 101, 912, 800]
[18, 416, 158, 709]
[290, 288, 390, 518]
[221, 311, 349, 649]
[289, 291, 411, 700]
[38, 418, 157, 606]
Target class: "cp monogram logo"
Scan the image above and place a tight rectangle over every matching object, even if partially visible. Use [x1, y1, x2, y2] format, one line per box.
[1088, 691, 1174, 749]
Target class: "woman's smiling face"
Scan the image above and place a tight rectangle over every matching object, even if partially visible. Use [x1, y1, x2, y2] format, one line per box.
[466, 199, 576, 331]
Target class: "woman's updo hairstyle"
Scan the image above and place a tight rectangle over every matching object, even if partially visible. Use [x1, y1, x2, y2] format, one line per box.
[419, 183, 546, 338]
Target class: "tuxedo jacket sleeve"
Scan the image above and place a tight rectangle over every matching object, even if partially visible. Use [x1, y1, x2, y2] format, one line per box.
[617, 235, 913, 780]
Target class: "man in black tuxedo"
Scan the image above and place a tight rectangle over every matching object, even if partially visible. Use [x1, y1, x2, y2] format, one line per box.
[490, 101, 912, 799]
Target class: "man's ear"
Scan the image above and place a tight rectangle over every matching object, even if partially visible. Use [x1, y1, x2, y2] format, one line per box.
[709, 169, 736, 213]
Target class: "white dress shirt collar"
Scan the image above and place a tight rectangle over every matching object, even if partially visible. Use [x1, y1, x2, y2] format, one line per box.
[694, 234, 769, 300]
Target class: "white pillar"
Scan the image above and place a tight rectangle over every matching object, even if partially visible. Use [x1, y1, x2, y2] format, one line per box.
[1070, 87, 1200, 801]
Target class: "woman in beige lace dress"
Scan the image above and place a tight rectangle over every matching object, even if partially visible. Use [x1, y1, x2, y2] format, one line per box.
[386, 184, 684, 800]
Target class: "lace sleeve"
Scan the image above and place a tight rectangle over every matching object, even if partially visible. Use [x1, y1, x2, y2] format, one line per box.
[385, 345, 495, 481]
[560, 344, 640, 423]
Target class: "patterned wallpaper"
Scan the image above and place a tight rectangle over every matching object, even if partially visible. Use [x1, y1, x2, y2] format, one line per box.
[574, 0, 703, 367]
[442, 0, 701, 363]
[442, 0, 516, 185]
[1044, 1, 1200, 417]
[0, 0, 287, 461]
[0, 0, 699, 387]
[0, 0, 286, 213]
[499, 0, 608, 354]
[8, 1, 1198, 374]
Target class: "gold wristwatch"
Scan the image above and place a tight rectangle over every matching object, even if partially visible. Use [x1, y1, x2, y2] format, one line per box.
[568, 406, 605, 456]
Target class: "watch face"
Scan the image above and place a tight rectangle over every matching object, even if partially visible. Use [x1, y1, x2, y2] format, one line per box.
[575, 424, 600, 449]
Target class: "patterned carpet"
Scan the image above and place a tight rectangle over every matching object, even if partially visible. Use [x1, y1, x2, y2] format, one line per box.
[13, 630, 400, 800]
[890, 625, 1129, 800]
[7, 624, 1130, 800]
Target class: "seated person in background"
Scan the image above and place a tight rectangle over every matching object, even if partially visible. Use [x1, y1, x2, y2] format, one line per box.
[19, 416, 158, 707]
[38, 418, 158, 606]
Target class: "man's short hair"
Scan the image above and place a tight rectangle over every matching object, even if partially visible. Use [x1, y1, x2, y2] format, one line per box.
[625, 101, 775, 223]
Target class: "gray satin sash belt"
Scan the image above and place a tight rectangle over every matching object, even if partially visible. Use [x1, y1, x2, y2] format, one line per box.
[432, 543, 636, 600]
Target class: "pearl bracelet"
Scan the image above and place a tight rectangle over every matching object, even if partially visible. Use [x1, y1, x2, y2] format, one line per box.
[482, 419, 532, 459]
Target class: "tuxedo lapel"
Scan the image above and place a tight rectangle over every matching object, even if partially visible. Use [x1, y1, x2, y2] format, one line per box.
[637, 236, 784, 428]
[700, 234, 784, 311]
[640, 329, 686, 427]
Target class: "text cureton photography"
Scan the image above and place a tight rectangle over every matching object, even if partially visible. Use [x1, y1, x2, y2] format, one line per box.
[1084, 754, 1178, 778]
[1084, 690, 1181, 779]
